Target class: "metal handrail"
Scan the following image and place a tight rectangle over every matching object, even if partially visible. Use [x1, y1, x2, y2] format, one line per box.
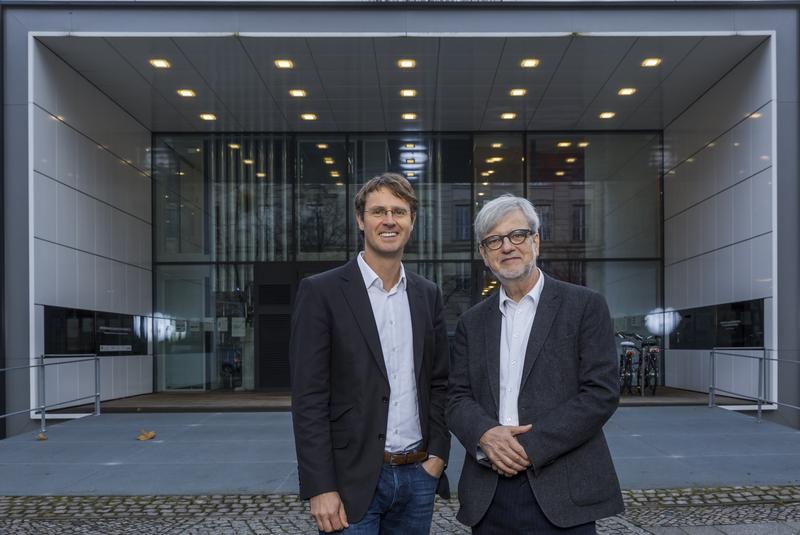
[0, 354, 100, 433]
[709, 348, 800, 422]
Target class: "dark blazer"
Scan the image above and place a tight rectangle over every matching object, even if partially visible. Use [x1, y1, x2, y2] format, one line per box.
[290, 258, 451, 523]
[448, 273, 624, 528]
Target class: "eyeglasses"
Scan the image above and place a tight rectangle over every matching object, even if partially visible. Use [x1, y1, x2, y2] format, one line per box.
[480, 229, 533, 250]
[365, 207, 410, 219]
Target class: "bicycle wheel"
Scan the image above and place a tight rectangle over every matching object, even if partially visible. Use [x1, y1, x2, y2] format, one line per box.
[644, 356, 658, 395]
[621, 357, 633, 395]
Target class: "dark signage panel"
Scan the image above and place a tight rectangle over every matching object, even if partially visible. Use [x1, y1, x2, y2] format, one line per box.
[44, 306, 149, 356]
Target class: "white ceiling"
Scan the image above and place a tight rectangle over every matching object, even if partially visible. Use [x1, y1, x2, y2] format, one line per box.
[37, 34, 767, 133]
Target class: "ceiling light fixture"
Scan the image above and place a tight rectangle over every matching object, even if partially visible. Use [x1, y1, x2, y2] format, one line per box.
[598, 111, 616, 119]
[500, 112, 517, 120]
[402, 113, 417, 120]
[228, 143, 240, 149]
[617, 87, 637, 96]
[323, 157, 334, 165]
[509, 88, 527, 97]
[555, 171, 565, 177]
[566, 157, 577, 164]
[400, 89, 417, 97]
[557, 141, 572, 148]
[750, 112, 763, 119]
[641, 57, 662, 68]
[578, 141, 590, 148]
[330, 171, 340, 178]
[491, 143, 503, 149]
[404, 143, 416, 149]
[406, 158, 415, 164]
[316, 143, 328, 149]
[256, 172, 267, 178]
[243, 159, 254, 165]
[289, 89, 307, 97]
[149, 58, 171, 69]
[274, 59, 294, 69]
[397, 59, 416, 69]
[406, 171, 415, 177]
[520, 58, 540, 68]
[480, 172, 491, 177]
[177, 89, 196, 97]
[482, 182, 490, 186]
[301, 113, 318, 121]
[199, 113, 216, 121]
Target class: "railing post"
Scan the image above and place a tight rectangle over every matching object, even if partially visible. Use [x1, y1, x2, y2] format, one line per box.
[708, 350, 716, 408]
[38, 354, 46, 434]
[756, 351, 764, 422]
[94, 355, 101, 416]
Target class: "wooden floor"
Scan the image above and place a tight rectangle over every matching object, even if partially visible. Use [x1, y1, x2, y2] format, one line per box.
[58, 386, 754, 413]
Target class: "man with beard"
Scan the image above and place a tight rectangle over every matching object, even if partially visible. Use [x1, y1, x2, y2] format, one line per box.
[448, 194, 623, 534]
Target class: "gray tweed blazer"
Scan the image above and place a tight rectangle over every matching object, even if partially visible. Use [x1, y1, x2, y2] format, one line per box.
[447, 273, 624, 528]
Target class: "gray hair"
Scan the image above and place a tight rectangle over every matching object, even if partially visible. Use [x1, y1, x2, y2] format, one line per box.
[474, 194, 540, 242]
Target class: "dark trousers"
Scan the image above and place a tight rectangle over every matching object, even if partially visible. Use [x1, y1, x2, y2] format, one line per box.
[473, 473, 596, 535]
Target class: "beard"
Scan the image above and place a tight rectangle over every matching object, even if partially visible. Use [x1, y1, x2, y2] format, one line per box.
[491, 257, 537, 285]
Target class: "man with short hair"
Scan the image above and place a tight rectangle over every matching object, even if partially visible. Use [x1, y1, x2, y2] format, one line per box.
[291, 172, 450, 534]
[448, 194, 623, 534]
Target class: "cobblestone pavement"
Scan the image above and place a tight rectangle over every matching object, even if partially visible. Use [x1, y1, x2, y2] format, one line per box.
[1, 486, 800, 534]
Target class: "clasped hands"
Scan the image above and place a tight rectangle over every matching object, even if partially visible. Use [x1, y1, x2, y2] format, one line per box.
[479, 424, 533, 477]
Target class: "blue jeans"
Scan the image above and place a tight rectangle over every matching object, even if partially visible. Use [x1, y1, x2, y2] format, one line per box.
[327, 462, 439, 535]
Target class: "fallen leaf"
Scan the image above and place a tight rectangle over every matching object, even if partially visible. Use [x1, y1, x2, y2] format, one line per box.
[136, 429, 156, 441]
[36, 433, 47, 441]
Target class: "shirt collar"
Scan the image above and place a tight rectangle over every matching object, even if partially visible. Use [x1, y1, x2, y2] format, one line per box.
[498, 268, 544, 314]
[357, 251, 407, 292]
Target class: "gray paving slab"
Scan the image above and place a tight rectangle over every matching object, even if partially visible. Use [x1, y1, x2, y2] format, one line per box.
[716, 522, 799, 534]
[682, 527, 726, 534]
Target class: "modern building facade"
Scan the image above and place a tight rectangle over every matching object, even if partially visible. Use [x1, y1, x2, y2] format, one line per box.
[2, 0, 798, 438]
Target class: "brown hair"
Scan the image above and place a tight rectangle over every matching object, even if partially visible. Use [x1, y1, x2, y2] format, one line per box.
[354, 172, 418, 216]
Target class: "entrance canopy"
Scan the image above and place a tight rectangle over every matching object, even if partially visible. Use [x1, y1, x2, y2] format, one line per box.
[36, 34, 765, 133]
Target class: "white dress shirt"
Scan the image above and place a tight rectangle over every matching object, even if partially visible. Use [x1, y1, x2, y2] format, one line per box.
[357, 252, 422, 453]
[497, 269, 545, 426]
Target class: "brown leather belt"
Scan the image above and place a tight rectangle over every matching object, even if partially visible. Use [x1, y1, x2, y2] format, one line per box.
[383, 450, 428, 465]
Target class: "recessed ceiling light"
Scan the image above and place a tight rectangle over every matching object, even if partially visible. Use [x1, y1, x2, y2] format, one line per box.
[486, 170, 495, 175]
[335, 181, 345, 187]
[149, 58, 171, 69]
[228, 143, 240, 149]
[641, 57, 662, 68]
[480, 172, 491, 177]
[406, 171, 415, 177]
[482, 182, 490, 186]
[289, 89, 307, 97]
[750, 112, 763, 119]
[486, 157, 503, 163]
[509, 88, 527, 97]
[406, 158, 415, 164]
[330, 171, 340, 178]
[301, 113, 318, 121]
[478, 192, 485, 197]
[555, 171, 565, 177]
[199, 113, 216, 121]
[578, 141, 590, 148]
[557, 141, 572, 148]
[491, 143, 503, 149]
[402, 113, 417, 120]
[520, 58, 540, 68]
[500, 112, 517, 120]
[566, 157, 577, 164]
[243, 159, 254, 165]
[256, 172, 267, 178]
[598, 111, 616, 119]
[404, 143, 416, 149]
[618, 87, 637, 96]
[323, 157, 334, 165]
[397, 59, 416, 69]
[707, 142, 716, 148]
[274, 59, 294, 69]
[317, 143, 328, 149]
[189, 148, 201, 154]
[177, 89, 196, 97]
[400, 89, 417, 97]
[177, 171, 185, 176]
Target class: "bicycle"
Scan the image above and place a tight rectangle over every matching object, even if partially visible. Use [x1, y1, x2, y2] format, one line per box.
[639, 335, 661, 396]
[616, 332, 640, 395]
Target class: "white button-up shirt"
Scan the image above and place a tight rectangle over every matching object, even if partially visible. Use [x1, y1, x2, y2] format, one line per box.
[357, 253, 421, 453]
[497, 269, 544, 426]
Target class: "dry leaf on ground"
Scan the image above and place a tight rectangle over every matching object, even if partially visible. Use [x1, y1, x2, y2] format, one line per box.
[136, 429, 156, 441]
[36, 432, 47, 441]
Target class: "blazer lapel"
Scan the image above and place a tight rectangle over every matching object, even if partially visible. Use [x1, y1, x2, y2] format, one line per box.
[484, 294, 502, 415]
[339, 259, 388, 382]
[406, 276, 426, 380]
[520, 275, 561, 389]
